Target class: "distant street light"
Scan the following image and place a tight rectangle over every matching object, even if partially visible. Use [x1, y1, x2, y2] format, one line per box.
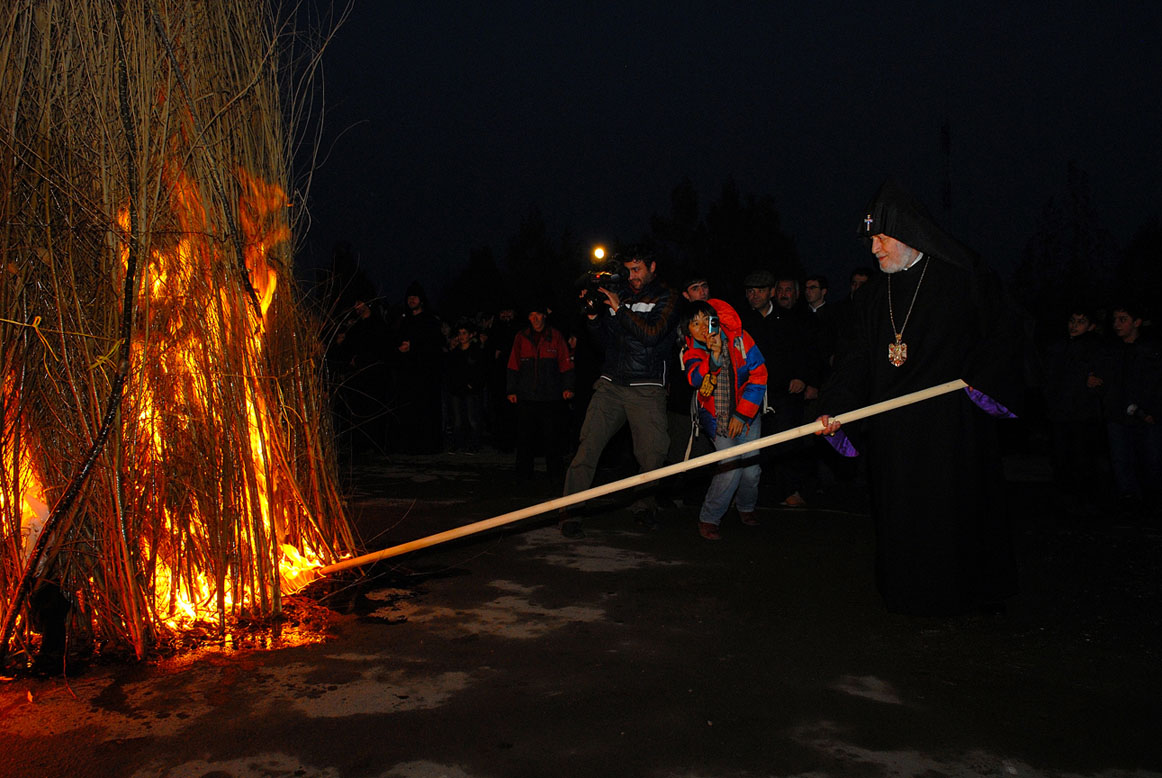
[592, 246, 605, 263]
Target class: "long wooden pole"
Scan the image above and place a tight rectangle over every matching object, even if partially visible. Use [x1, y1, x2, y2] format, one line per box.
[318, 379, 968, 575]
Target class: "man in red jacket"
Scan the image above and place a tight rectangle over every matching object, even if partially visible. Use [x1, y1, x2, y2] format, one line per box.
[506, 301, 575, 482]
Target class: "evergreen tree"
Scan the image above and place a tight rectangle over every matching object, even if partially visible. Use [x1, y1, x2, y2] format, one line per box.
[649, 178, 706, 283]
[504, 206, 583, 312]
[1016, 161, 1118, 338]
[1118, 219, 1162, 322]
[443, 246, 506, 320]
[704, 178, 799, 296]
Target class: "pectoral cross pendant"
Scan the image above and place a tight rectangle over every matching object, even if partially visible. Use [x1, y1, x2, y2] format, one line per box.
[888, 335, 907, 367]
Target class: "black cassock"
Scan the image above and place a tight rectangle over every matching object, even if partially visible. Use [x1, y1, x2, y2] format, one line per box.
[822, 182, 1024, 616]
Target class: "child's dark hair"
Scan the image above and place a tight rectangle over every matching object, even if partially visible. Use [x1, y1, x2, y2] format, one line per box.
[1110, 299, 1145, 317]
[1065, 304, 1095, 323]
[679, 300, 717, 339]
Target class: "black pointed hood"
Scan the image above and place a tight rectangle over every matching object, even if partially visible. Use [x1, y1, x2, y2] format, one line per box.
[859, 179, 978, 272]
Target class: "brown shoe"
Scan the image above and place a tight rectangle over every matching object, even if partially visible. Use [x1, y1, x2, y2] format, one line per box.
[779, 491, 807, 508]
[698, 521, 721, 540]
[559, 519, 585, 539]
[738, 510, 760, 526]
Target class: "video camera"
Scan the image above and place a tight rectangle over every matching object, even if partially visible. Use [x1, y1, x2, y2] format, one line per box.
[576, 261, 628, 313]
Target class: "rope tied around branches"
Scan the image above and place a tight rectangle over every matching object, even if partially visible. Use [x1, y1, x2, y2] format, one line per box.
[0, 316, 59, 362]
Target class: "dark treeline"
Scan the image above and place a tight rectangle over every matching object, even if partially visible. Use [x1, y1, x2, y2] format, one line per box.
[312, 164, 1159, 346]
[1016, 162, 1161, 343]
[309, 176, 802, 328]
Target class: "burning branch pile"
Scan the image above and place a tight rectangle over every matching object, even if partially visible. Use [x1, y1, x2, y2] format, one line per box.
[0, 0, 355, 663]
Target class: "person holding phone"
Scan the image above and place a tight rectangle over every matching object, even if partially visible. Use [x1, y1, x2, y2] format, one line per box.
[681, 299, 768, 540]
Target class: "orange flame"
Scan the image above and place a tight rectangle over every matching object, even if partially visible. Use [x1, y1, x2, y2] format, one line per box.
[0, 371, 49, 573]
[113, 169, 328, 630]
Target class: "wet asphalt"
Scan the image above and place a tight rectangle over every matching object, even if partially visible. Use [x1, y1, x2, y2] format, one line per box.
[1, 448, 1159, 778]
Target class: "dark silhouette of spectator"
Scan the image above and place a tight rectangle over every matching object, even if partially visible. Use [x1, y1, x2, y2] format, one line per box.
[445, 319, 488, 453]
[1096, 302, 1162, 514]
[805, 274, 837, 366]
[741, 271, 817, 507]
[393, 281, 445, 454]
[487, 302, 520, 451]
[828, 266, 874, 363]
[328, 298, 390, 454]
[849, 266, 872, 295]
[803, 273, 855, 492]
[1043, 306, 1107, 514]
[804, 274, 829, 313]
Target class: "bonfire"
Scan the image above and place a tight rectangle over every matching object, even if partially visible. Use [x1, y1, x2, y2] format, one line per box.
[0, 1, 355, 665]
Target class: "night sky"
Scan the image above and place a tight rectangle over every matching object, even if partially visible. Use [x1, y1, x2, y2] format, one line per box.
[297, 2, 1162, 306]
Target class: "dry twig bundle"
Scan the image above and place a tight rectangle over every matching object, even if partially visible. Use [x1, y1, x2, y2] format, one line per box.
[0, 0, 355, 662]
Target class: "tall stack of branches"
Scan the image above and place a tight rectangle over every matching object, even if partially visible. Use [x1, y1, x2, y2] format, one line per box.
[0, 0, 355, 664]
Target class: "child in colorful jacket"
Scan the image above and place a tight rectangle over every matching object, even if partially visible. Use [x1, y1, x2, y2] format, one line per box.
[681, 299, 768, 540]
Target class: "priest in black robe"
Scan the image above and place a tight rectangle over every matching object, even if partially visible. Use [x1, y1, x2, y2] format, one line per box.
[818, 180, 1023, 617]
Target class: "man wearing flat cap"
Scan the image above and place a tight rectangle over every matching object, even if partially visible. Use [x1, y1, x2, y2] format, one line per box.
[741, 268, 816, 507]
[817, 180, 1024, 617]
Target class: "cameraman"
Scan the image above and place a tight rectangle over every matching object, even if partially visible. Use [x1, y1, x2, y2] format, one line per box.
[560, 248, 681, 538]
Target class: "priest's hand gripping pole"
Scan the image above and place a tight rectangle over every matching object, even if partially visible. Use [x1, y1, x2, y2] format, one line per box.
[318, 379, 969, 575]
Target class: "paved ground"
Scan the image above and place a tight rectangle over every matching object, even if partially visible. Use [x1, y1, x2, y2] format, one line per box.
[1, 449, 1160, 778]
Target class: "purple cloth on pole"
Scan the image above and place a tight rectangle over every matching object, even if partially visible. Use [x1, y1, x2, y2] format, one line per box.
[823, 429, 859, 457]
[965, 386, 1017, 419]
[821, 385, 1013, 459]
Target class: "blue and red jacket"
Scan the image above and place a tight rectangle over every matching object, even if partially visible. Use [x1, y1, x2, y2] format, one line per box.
[682, 299, 767, 437]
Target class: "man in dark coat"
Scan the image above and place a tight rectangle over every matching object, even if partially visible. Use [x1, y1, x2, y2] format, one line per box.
[1043, 307, 1106, 509]
[740, 270, 817, 507]
[559, 247, 680, 537]
[487, 302, 521, 451]
[393, 281, 445, 453]
[328, 299, 391, 453]
[817, 180, 1024, 617]
[1095, 302, 1162, 512]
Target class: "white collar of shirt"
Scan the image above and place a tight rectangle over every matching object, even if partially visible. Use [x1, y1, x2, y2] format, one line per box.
[903, 252, 925, 271]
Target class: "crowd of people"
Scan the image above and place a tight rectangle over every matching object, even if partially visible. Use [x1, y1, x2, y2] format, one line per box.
[1042, 300, 1161, 517]
[325, 181, 1160, 617]
[326, 281, 585, 468]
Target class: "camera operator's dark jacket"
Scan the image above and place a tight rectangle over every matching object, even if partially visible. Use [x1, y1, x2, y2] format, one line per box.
[589, 279, 680, 387]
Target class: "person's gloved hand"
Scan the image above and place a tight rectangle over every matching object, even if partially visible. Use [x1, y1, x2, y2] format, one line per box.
[698, 372, 717, 397]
